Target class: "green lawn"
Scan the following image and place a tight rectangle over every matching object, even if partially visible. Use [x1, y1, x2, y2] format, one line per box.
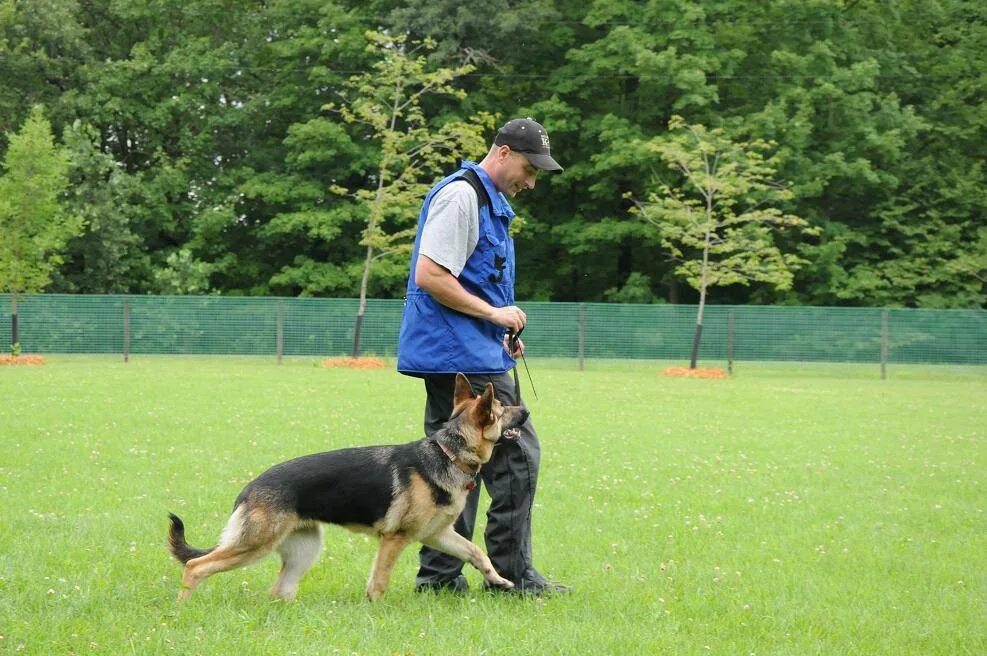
[1, 357, 984, 655]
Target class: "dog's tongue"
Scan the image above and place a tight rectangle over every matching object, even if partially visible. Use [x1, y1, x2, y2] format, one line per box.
[503, 428, 521, 439]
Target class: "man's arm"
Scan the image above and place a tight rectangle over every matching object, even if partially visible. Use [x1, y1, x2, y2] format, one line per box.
[415, 254, 526, 335]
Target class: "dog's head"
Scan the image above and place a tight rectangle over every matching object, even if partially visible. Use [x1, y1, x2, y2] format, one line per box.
[451, 373, 529, 461]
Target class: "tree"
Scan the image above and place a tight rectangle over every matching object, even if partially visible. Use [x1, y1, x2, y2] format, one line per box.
[54, 121, 151, 293]
[0, 0, 90, 141]
[0, 0, 980, 309]
[0, 106, 80, 353]
[152, 249, 214, 295]
[631, 116, 814, 368]
[324, 31, 493, 357]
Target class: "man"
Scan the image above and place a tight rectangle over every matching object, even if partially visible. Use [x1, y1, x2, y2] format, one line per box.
[396, 117, 569, 596]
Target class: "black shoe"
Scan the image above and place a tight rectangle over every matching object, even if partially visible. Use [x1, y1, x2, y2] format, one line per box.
[486, 568, 570, 596]
[415, 574, 469, 594]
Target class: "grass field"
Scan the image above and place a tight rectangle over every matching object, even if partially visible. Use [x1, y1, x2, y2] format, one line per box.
[1, 357, 984, 655]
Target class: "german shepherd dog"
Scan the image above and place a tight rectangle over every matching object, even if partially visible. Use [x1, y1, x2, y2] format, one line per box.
[167, 373, 527, 601]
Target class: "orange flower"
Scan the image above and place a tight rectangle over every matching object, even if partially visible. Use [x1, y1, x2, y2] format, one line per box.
[661, 366, 726, 379]
[320, 357, 386, 369]
[0, 355, 45, 366]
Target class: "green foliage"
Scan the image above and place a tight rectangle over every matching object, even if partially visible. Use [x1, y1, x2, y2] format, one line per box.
[632, 116, 813, 298]
[0, 0, 981, 307]
[152, 249, 215, 295]
[54, 121, 151, 293]
[604, 272, 661, 304]
[0, 106, 80, 299]
[384, 0, 565, 65]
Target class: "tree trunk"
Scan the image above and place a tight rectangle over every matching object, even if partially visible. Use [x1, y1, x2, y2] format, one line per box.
[10, 293, 18, 353]
[689, 321, 703, 369]
[689, 280, 707, 369]
[351, 311, 364, 359]
[351, 244, 374, 358]
[351, 91, 396, 359]
[690, 230, 712, 369]
[689, 145, 717, 370]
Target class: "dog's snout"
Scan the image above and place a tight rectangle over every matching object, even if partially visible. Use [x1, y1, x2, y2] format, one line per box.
[497, 405, 529, 441]
[506, 406, 529, 429]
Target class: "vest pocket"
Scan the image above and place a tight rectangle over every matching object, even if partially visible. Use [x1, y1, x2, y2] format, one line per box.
[481, 229, 512, 287]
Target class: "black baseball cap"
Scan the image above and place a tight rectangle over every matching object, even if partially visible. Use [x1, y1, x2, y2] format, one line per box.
[494, 118, 563, 172]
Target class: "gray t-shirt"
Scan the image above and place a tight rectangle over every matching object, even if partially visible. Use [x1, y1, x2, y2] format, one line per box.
[419, 181, 480, 277]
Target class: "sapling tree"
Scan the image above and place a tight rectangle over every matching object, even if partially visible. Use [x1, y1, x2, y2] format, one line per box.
[631, 116, 815, 368]
[0, 107, 80, 354]
[326, 31, 493, 357]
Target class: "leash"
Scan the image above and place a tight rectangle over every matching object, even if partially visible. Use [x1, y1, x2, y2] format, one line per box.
[509, 326, 538, 401]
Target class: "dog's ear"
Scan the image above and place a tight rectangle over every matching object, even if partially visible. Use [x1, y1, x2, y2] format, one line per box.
[453, 373, 475, 407]
[474, 383, 495, 421]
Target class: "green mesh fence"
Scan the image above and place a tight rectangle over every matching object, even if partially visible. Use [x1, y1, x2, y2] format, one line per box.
[2, 294, 985, 365]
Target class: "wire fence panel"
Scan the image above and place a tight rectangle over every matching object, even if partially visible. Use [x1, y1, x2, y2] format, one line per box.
[2, 294, 985, 365]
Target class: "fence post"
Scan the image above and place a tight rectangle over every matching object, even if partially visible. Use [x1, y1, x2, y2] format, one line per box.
[277, 301, 285, 365]
[578, 303, 585, 371]
[123, 299, 130, 363]
[880, 309, 889, 379]
[727, 310, 735, 375]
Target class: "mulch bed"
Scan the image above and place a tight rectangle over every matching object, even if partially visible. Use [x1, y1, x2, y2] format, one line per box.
[0, 355, 46, 366]
[320, 357, 386, 369]
[662, 366, 727, 379]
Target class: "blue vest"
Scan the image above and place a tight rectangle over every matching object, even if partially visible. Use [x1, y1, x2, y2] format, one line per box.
[397, 162, 517, 376]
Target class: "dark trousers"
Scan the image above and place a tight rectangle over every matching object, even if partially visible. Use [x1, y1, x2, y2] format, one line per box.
[416, 372, 540, 585]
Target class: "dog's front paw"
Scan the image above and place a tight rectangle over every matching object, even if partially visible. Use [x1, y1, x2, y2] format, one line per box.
[487, 576, 514, 590]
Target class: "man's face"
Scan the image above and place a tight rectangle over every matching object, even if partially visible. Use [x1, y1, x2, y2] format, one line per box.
[501, 150, 541, 197]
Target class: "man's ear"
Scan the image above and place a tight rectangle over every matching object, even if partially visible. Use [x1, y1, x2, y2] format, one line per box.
[454, 373, 475, 407]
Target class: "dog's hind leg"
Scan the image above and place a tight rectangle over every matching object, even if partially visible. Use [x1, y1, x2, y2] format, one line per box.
[178, 505, 293, 600]
[365, 533, 411, 601]
[422, 527, 514, 590]
[180, 545, 272, 600]
[270, 522, 323, 600]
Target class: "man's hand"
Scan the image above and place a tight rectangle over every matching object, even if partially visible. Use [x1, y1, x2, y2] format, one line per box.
[415, 255, 526, 336]
[489, 305, 527, 334]
[502, 334, 525, 357]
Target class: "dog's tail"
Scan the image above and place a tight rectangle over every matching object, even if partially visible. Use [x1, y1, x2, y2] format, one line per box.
[167, 513, 214, 564]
